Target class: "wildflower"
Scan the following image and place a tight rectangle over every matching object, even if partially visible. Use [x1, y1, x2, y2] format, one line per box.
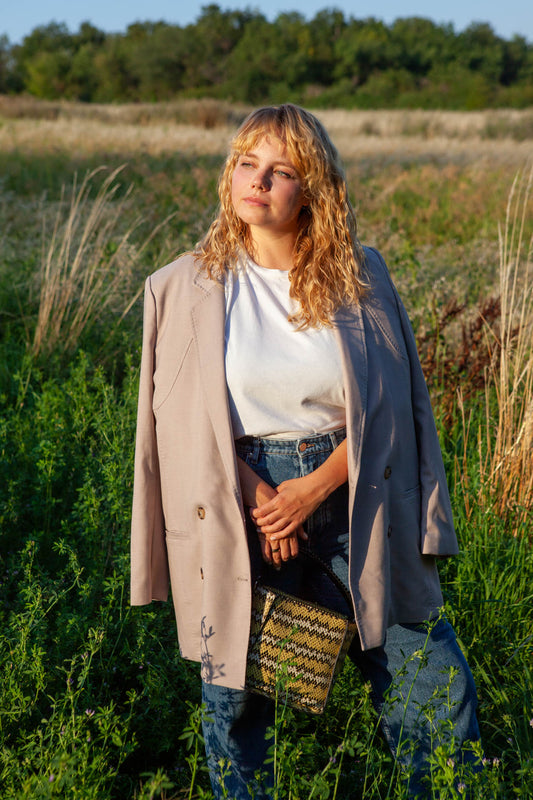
[492, 757, 500, 767]
[49, 775, 55, 783]
[85, 708, 95, 717]
[447, 758, 455, 768]
[530, 718, 533, 728]
[458, 782, 466, 793]
[482, 757, 490, 766]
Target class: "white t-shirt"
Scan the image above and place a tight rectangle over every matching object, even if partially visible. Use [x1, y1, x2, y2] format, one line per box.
[224, 253, 346, 439]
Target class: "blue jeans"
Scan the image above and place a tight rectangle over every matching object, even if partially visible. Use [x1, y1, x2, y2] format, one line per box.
[202, 430, 480, 799]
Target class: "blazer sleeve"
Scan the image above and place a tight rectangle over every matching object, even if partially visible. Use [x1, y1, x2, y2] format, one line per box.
[130, 276, 170, 605]
[367, 247, 459, 556]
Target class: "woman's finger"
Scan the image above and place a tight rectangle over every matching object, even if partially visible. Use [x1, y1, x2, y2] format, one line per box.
[296, 525, 308, 541]
[267, 522, 308, 542]
[271, 535, 292, 563]
[251, 495, 280, 520]
[268, 538, 285, 567]
[288, 533, 299, 558]
[258, 534, 284, 570]
[259, 519, 298, 538]
[251, 505, 294, 530]
[258, 533, 272, 564]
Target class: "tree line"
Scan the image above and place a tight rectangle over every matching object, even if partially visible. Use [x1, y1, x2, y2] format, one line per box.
[1, 4, 532, 109]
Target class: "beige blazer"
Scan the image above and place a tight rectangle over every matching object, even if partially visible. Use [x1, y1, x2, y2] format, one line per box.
[130, 247, 458, 689]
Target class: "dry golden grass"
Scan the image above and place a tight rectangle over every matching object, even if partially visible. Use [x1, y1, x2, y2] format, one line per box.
[0, 95, 248, 127]
[482, 166, 533, 522]
[315, 109, 533, 165]
[0, 118, 236, 157]
[32, 166, 175, 357]
[316, 108, 533, 140]
[1, 99, 532, 164]
[454, 166, 533, 526]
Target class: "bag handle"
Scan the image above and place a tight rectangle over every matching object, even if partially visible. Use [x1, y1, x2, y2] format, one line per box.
[257, 547, 355, 622]
[298, 547, 355, 621]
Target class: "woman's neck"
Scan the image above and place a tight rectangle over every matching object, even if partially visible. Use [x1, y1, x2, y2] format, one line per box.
[248, 230, 296, 271]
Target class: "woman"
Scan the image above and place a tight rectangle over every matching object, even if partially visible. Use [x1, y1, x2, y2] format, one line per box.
[131, 104, 480, 798]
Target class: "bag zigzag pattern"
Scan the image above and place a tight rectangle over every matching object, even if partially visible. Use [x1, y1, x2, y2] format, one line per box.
[246, 579, 357, 714]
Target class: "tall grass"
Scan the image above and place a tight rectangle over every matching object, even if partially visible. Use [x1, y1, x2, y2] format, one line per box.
[480, 166, 533, 525]
[32, 166, 173, 358]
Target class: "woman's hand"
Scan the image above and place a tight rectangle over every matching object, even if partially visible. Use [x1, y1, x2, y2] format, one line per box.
[237, 438, 348, 569]
[236, 455, 302, 567]
[250, 475, 321, 566]
[251, 438, 349, 563]
[251, 472, 326, 538]
[255, 523, 307, 567]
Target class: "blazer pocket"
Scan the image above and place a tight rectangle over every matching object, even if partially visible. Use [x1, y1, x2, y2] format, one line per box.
[165, 529, 191, 541]
[401, 485, 421, 503]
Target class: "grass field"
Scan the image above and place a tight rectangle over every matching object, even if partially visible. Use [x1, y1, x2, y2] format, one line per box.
[0, 99, 532, 798]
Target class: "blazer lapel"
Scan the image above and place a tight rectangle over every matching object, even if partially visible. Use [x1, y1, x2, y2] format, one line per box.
[191, 270, 241, 504]
[333, 305, 367, 496]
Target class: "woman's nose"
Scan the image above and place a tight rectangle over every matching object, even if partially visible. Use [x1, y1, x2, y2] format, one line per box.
[251, 170, 269, 190]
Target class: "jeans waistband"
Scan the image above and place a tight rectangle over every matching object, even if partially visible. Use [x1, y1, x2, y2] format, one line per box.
[235, 426, 346, 456]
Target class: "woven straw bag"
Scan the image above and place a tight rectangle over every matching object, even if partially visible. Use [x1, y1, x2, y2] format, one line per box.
[245, 550, 357, 714]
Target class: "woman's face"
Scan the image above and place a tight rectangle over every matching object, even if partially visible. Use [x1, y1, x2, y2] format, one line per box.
[231, 136, 305, 241]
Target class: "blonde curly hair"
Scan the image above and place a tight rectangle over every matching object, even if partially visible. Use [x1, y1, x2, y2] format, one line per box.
[195, 104, 367, 327]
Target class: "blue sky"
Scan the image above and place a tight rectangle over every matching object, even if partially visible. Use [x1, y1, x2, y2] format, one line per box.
[2, 0, 532, 44]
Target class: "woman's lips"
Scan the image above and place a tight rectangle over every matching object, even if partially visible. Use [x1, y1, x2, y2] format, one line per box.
[244, 196, 268, 206]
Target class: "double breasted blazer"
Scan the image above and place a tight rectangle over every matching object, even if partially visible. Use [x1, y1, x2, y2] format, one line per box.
[130, 246, 459, 689]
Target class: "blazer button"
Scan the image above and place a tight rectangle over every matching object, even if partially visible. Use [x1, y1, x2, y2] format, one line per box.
[387, 525, 392, 538]
[197, 506, 206, 520]
[384, 466, 392, 479]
